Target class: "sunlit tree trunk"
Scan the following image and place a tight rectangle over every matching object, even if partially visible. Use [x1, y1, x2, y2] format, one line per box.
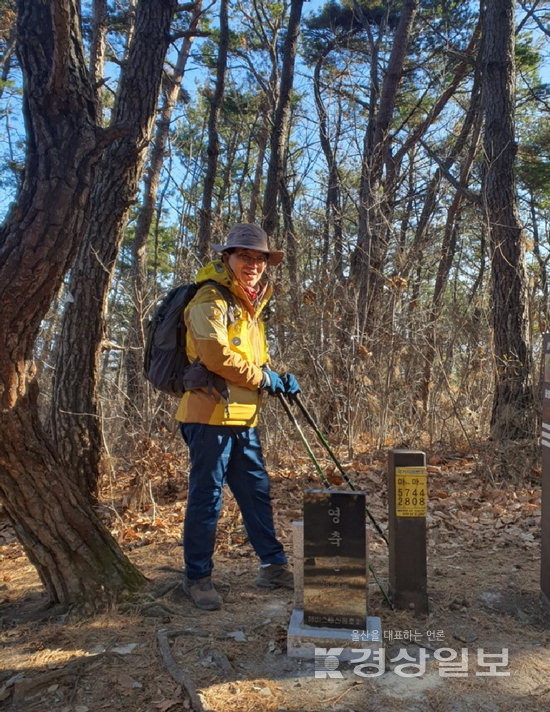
[261, 0, 304, 268]
[0, 0, 146, 608]
[89, 0, 107, 114]
[481, 0, 535, 439]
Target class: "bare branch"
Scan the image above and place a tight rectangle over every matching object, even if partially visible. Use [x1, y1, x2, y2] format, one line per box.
[170, 29, 210, 40]
[419, 138, 481, 205]
[516, 0, 544, 34]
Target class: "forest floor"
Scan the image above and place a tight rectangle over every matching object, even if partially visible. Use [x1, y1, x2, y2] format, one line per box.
[1, 435, 550, 712]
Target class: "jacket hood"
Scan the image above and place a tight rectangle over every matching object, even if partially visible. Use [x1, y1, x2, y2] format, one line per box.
[196, 259, 272, 315]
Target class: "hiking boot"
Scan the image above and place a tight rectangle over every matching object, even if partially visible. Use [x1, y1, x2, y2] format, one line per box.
[256, 564, 294, 589]
[182, 575, 221, 610]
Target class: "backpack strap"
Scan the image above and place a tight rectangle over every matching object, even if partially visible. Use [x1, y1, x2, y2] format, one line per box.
[196, 280, 236, 324]
[182, 280, 237, 402]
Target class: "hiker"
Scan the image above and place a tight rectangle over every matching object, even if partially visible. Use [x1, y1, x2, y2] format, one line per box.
[176, 223, 301, 610]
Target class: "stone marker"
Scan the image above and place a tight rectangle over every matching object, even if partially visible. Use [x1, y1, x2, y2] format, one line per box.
[287, 491, 382, 660]
[542, 333, 550, 609]
[303, 490, 367, 629]
[387, 449, 429, 615]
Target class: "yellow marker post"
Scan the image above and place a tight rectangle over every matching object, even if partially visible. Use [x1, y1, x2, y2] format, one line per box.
[388, 451, 429, 616]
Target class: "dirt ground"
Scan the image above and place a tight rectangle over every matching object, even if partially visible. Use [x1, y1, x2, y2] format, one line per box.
[1, 441, 549, 712]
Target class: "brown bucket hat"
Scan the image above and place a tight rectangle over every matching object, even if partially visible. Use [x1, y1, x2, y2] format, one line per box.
[211, 223, 284, 266]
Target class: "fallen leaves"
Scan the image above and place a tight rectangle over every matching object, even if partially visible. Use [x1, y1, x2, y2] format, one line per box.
[0, 439, 547, 712]
[428, 486, 541, 550]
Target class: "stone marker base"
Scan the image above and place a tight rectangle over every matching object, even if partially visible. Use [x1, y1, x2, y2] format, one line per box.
[287, 608, 383, 661]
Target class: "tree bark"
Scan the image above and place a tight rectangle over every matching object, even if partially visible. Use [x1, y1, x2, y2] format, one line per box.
[481, 0, 535, 439]
[197, 0, 229, 260]
[89, 0, 107, 114]
[126, 1, 203, 422]
[50, 0, 178, 496]
[0, 0, 145, 608]
[261, 0, 304, 242]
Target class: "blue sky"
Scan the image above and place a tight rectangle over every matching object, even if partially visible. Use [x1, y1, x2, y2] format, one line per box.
[1, 1, 549, 222]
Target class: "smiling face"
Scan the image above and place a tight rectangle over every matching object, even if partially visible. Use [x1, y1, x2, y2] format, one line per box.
[226, 248, 268, 289]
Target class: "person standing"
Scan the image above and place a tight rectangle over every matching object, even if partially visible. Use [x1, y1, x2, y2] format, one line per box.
[176, 223, 300, 610]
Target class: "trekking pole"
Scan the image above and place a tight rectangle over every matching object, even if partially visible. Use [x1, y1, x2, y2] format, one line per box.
[277, 393, 394, 610]
[276, 394, 330, 488]
[289, 392, 389, 547]
[369, 559, 394, 609]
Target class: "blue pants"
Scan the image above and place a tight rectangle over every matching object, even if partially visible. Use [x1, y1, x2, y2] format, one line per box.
[180, 423, 287, 580]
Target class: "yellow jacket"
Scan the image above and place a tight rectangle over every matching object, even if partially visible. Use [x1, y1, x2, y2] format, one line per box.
[175, 259, 271, 426]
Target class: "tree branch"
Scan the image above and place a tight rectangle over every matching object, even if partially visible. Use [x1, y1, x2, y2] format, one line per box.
[516, 0, 544, 34]
[170, 29, 210, 41]
[156, 629, 206, 712]
[419, 138, 481, 205]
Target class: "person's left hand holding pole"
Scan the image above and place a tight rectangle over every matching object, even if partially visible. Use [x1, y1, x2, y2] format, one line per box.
[282, 373, 301, 398]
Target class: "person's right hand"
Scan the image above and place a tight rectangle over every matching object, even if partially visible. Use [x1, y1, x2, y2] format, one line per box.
[261, 368, 286, 395]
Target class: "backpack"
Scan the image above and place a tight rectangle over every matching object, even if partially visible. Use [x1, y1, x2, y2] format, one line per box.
[143, 280, 233, 397]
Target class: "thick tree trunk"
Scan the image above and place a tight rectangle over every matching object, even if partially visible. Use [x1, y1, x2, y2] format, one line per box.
[3, 392, 145, 606]
[261, 0, 304, 239]
[50, 0, 178, 496]
[481, 0, 535, 439]
[197, 0, 229, 260]
[0, 0, 145, 607]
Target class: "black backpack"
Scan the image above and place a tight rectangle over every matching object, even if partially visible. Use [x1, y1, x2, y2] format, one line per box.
[143, 280, 233, 397]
